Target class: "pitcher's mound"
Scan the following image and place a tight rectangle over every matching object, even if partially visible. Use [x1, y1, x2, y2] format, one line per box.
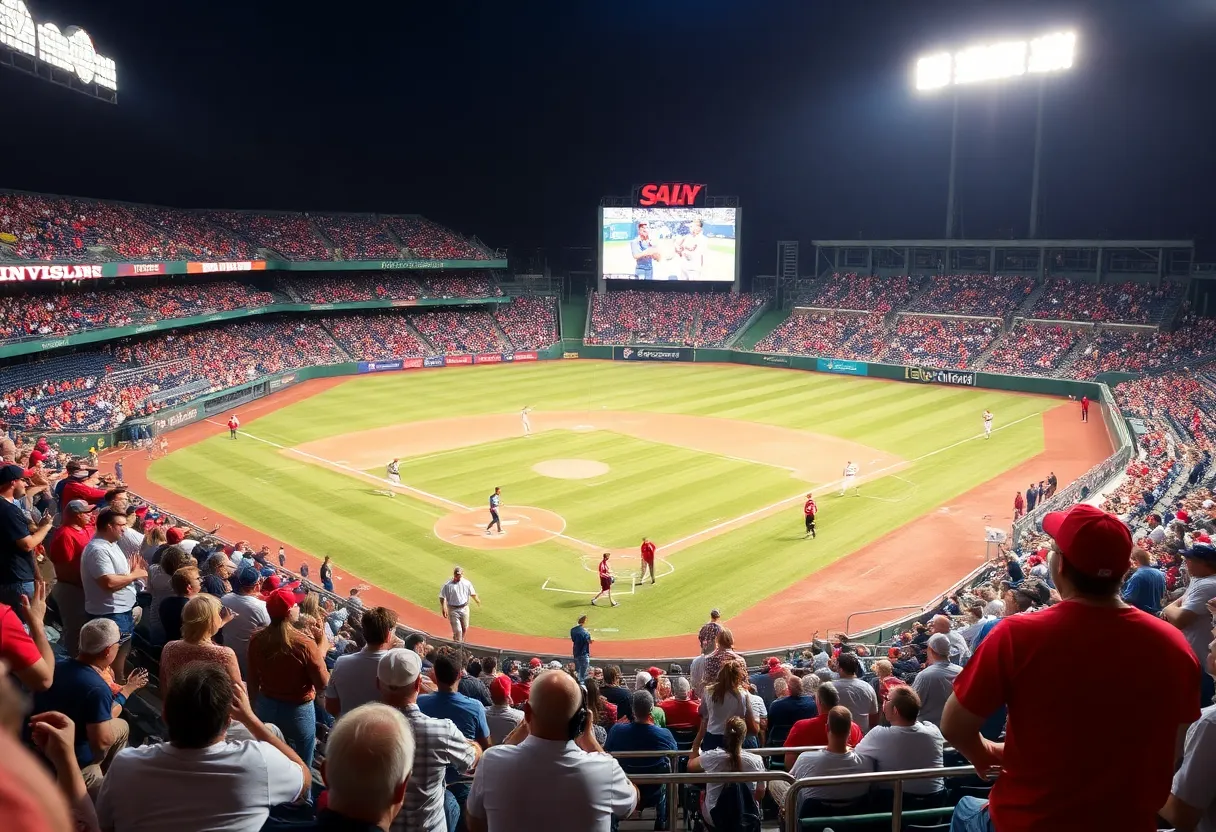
[532, 459, 610, 479]
[434, 507, 566, 550]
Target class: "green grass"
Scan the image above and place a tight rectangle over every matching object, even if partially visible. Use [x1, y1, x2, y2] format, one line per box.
[147, 362, 1052, 640]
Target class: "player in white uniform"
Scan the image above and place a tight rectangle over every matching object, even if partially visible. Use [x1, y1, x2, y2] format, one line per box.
[386, 458, 401, 484]
[438, 566, 481, 642]
[521, 406, 533, 436]
[983, 409, 994, 439]
[841, 460, 859, 496]
[675, 218, 706, 280]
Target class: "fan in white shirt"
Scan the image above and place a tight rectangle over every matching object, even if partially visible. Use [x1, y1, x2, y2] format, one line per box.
[97, 662, 308, 832]
[325, 606, 399, 718]
[770, 706, 874, 816]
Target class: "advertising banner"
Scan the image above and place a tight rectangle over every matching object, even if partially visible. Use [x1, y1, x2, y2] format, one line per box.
[817, 358, 868, 376]
[402, 357, 425, 369]
[614, 346, 691, 362]
[513, 351, 539, 362]
[475, 353, 503, 365]
[446, 354, 473, 366]
[268, 373, 298, 391]
[903, 366, 976, 387]
[758, 354, 791, 367]
[151, 405, 203, 435]
[423, 355, 447, 368]
[186, 261, 268, 274]
[114, 263, 166, 277]
[359, 360, 403, 373]
[563, 352, 580, 359]
[0, 264, 104, 282]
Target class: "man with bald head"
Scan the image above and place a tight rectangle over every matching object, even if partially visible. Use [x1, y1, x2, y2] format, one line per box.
[467, 669, 637, 831]
[930, 614, 970, 667]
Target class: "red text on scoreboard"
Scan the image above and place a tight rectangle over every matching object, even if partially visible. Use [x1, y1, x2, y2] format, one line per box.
[636, 183, 707, 207]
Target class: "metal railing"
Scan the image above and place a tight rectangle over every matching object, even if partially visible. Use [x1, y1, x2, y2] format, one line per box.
[780, 765, 977, 832]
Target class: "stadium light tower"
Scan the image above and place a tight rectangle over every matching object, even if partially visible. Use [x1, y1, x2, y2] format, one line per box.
[915, 31, 1077, 239]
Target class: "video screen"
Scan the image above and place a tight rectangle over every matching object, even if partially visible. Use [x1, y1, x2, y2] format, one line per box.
[602, 207, 737, 282]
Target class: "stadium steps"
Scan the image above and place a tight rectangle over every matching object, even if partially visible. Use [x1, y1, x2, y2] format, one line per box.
[307, 218, 338, 256]
[1010, 280, 1048, 325]
[404, 319, 439, 355]
[897, 274, 936, 318]
[314, 320, 355, 361]
[723, 298, 773, 349]
[490, 316, 514, 351]
[971, 330, 1013, 371]
[1051, 330, 1094, 378]
[736, 307, 789, 350]
[380, 221, 410, 259]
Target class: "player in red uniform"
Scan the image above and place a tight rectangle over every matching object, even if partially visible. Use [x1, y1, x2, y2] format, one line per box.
[591, 553, 618, 607]
[227, 413, 240, 439]
[803, 492, 817, 539]
[1080, 395, 1089, 423]
[638, 537, 657, 585]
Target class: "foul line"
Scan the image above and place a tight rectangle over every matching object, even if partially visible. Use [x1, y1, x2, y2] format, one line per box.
[657, 411, 1043, 552]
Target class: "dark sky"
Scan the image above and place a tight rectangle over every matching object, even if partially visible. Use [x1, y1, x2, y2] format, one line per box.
[1, 0, 1212, 273]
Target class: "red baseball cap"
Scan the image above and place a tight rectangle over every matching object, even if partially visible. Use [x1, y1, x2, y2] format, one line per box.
[647, 666, 663, 679]
[489, 674, 512, 701]
[1042, 503, 1132, 579]
[528, 657, 542, 668]
[265, 588, 299, 620]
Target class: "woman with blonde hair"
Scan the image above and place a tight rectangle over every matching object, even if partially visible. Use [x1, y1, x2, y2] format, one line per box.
[158, 593, 238, 692]
[139, 525, 166, 561]
[694, 660, 758, 751]
[688, 716, 765, 825]
[146, 544, 197, 643]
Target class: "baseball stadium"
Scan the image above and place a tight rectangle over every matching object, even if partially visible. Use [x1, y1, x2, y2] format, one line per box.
[2, 3, 1214, 831]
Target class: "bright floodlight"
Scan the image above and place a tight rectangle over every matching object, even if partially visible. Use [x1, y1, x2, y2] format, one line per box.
[915, 30, 1076, 91]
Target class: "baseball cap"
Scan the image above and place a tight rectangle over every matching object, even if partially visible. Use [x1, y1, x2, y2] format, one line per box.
[378, 648, 422, 688]
[1042, 503, 1133, 579]
[234, 564, 262, 588]
[546, 660, 562, 670]
[260, 574, 302, 597]
[927, 633, 952, 658]
[489, 674, 512, 701]
[78, 618, 121, 654]
[1183, 543, 1216, 564]
[65, 499, 94, 514]
[647, 666, 663, 679]
[1195, 533, 1213, 545]
[1177, 510, 1190, 523]
[166, 527, 186, 545]
[765, 657, 781, 669]
[0, 464, 26, 485]
[528, 657, 542, 668]
[265, 588, 299, 620]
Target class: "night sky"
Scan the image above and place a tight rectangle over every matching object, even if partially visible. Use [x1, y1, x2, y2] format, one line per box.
[0, 0, 1212, 274]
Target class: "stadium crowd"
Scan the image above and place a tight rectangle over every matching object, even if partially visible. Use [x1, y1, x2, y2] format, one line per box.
[586, 291, 765, 347]
[1029, 277, 1182, 324]
[411, 310, 506, 354]
[281, 273, 500, 304]
[384, 217, 491, 261]
[905, 275, 1035, 318]
[980, 323, 1080, 377]
[793, 273, 919, 314]
[309, 215, 403, 261]
[877, 317, 1000, 369]
[206, 211, 333, 261]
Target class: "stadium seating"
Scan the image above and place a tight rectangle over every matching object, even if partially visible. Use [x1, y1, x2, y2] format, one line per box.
[323, 313, 432, 361]
[754, 311, 887, 359]
[124, 205, 256, 260]
[980, 323, 1081, 376]
[493, 297, 558, 350]
[1068, 319, 1216, 379]
[586, 291, 765, 346]
[905, 275, 1035, 318]
[206, 210, 332, 260]
[0, 192, 175, 262]
[1029, 278, 1182, 324]
[793, 274, 919, 313]
[410, 309, 507, 354]
[384, 216, 491, 260]
[309, 214, 402, 260]
[876, 317, 1001, 369]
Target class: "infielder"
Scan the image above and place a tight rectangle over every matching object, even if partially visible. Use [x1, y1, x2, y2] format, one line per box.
[803, 492, 817, 539]
[485, 486, 503, 535]
[841, 461, 859, 496]
[983, 409, 994, 439]
[439, 566, 480, 642]
[591, 553, 619, 607]
[675, 218, 706, 280]
[521, 406, 533, 436]
[374, 458, 400, 498]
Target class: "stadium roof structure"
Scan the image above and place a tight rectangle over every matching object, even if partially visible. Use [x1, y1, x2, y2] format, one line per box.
[810, 238, 1195, 283]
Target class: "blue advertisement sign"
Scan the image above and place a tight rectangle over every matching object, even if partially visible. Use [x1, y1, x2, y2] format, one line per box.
[816, 358, 868, 376]
[423, 355, 447, 368]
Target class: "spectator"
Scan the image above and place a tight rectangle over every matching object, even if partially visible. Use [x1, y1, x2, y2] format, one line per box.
[1162, 542, 1216, 707]
[929, 614, 970, 666]
[687, 715, 765, 827]
[326, 606, 399, 718]
[871, 659, 908, 721]
[657, 675, 701, 729]
[831, 653, 879, 733]
[749, 656, 782, 706]
[1160, 621, 1216, 832]
[766, 674, 818, 746]
[417, 646, 491, 822]
[144, 544, 195, 644]
[309, 703, 415, 832]
[31, 618, 145, 794]
[694, 658, 758, 752]
[571, 614, 592, 680]
[96, 662, 308, 831]
[855, 686, 945, 800]
[772, 707, 874, 817]
[376, 648, 480, 832]
[0, 575, 54, 691]
[782, 682, 863, 770]
[584, 677, 618, 741]
[247, 587, 330, 769]
[600, 664, 632, 717]
[158, 593, 240, 692]
[690, 639, 714, 697]
[80, 509, 146, 684]
[47, 499, 95, 655]
[605, 689, 678, 827]
[21, 709, 99, 832]
[485, 674, 524, 745]
[157, 565, 200, 643]
[0, 464, 52, 617]
[700, 627, 745, 696]
[221, 564, 271, 679]
[697, 608, 724, 651]
[943, 504, 1201, 832]
[200, 552, 234, 598]
[1122, 547, 1167, 615]
[466, 668, 637, 832]
[912, 634, 962, 728]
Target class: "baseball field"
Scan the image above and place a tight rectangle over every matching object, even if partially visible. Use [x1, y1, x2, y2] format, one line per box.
[131, 360, 1108, 654]
[602, 238, 736, 281]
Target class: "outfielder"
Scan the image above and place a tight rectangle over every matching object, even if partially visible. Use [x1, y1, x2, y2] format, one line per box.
[438, 566, 480, 642]
[485, 486, 503, 535]
[521, 406, 533, 436]
[841, 461, 859, 496]
[983, 409, 994, 440]
[803, 492, 817, 539]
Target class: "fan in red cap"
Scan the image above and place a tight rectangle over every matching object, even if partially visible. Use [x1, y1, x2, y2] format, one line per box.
[945, 503, 1201, 832]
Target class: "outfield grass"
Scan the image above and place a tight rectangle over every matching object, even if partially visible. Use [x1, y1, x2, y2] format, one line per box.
[148, 361, 1051, 640]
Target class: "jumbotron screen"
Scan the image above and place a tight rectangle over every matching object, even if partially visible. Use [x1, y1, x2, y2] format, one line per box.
[601, 207, 737, 282]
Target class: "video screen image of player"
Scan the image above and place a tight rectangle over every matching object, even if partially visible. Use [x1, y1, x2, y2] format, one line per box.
[601, 206, 737, 282]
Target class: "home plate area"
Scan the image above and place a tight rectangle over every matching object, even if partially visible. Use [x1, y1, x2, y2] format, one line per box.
[433, 507, 566, 550]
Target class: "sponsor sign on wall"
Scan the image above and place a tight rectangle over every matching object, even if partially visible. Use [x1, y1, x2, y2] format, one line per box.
[475, 353, 503, 364]
[513, 351, 539, 362]
[903, 366, 976, 386]
[423, 355, 447, 368]
[614, 346, 691, 362]
[114, 263, 166, 277]
[563, 351, 580, 359]
[759, 354, 791, 367]
[359, 359, 403, 373]
[817, 358, 868, 376]
[446, 354, 473, 366]
[186, 261, 267, 274]
[0, 264, 103, 282]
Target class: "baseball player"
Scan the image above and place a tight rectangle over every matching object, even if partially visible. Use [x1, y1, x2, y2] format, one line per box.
[803, 492, 817, 539]
[485, 486, 503, 535]
[675, 218, 706, 280]
[630, 221, 662, 278]
[374, 458, 400, 498]
[439, 566, 481, 642]
[638, 537, 657, 584]
[841, 461, 858, 496]
[983, 409, 994, 440]
[521, 407, 533, 437]
[227, 414, 240, 439]
[591, 553, 619, 607]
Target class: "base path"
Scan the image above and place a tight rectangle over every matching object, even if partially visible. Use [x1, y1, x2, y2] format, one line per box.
[112, 372, 1110, 659]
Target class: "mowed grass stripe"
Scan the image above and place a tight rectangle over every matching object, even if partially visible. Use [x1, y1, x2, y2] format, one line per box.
[150, 363, 1055, 640]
